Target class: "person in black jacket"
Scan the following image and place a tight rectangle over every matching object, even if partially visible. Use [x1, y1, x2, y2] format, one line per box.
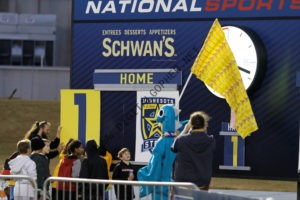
[30, 137, 51, 198]
[79, 140, 109, 200]
[171, 111, 215, 191]
[112, 148, 135, 200]
[24, 121, 63, 159]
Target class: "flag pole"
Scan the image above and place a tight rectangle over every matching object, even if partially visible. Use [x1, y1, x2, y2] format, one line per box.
[178, 72, 193, 103]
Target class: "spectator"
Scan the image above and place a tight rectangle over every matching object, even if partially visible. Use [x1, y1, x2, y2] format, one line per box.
[8, 139, 37, 200]
[98, 144, 113, 200]
[2, 151, 20, 200]
[171, 111, 215, 191]
[24, 121, 63, 159]
[98, 144, 112, 179]
[51, 138, 74, 200]
[80, 140, 109, 200]
[112, 148, 135, 200]
[0, 178, 8, 200]
[30, 137, 51, 198]
[57, 140, 83, 200]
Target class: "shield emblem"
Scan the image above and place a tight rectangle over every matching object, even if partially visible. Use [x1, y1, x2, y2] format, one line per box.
[140, 97, 175, 152]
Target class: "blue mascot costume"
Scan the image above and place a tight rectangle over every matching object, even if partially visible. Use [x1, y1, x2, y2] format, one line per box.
[138, 104, 186, 200]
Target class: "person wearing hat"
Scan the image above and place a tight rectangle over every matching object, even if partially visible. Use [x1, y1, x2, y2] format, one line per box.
[30, 137, 51, 197]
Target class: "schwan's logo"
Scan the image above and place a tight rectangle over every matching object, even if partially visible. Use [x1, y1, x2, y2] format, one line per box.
[140, 97, 175, 152]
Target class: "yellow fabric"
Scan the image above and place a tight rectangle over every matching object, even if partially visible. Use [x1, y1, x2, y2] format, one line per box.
[191, 19, 258, 138]
[51, 153, 66, 188]
[102, 151, 113, 190]
[8, 180, 14, 186]
[103, 151, 113, 176]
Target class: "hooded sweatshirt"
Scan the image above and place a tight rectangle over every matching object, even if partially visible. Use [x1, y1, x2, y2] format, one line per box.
[8, 155, 37, 198]
[30, 153, 50, 189]
[171, 131, 215, 187]
[79, 140, 109, 199]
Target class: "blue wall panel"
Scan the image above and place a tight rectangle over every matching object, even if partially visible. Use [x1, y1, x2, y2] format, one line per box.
[72, 0, 300, 179]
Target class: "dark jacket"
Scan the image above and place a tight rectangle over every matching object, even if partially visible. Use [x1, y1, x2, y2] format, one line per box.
[79, 140, 109, 199]
[171, 131, 215, 187]
[30, 153, 50, 189]
[112, 161, 135, 200]
[29, 134, 60, 159]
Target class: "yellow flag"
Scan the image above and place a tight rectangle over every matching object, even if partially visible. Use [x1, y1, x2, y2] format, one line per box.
[191, 19, 258, 138]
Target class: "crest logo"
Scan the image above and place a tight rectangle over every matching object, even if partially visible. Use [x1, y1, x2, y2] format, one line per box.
[140, 97, 175, 152]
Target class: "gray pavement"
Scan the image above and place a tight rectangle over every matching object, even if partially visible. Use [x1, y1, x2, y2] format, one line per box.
[111, 186, 297, 199]
[210, 189, 297, 200]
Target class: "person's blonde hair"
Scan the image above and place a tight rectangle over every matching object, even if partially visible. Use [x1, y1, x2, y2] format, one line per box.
[24, 121, 51, 140]
[189, 111, 210, 130]
[42, 138, 50, 144]
[117, 148, 129, 159]
[17, 139, 31, 154]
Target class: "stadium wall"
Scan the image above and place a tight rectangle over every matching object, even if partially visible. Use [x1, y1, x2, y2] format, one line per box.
[0, 66, 69, 100]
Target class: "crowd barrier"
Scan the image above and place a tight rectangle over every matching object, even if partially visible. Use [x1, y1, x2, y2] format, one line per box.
[0, 174, 38, 200]
[1, 175, 255, 200]
[43, 177, 199, 200]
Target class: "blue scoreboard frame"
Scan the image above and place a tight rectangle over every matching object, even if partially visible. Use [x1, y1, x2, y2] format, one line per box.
[72, 0, 300, 179]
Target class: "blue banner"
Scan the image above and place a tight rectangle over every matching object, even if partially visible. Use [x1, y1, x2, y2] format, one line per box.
[72, 0, 300, 179]
[74, 0, 300, 21]
[72, 21, 204, 89]
[93, 70, 181, 85]
[220, 122, 246, 167]
[297, 72, 300, 87]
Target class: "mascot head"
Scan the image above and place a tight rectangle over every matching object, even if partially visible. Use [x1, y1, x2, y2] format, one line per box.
[156, 104, 181, 136]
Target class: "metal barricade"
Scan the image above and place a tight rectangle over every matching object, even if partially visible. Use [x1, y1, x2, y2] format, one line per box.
[0, 175, 38, 200]
[43, 177, 199, 200]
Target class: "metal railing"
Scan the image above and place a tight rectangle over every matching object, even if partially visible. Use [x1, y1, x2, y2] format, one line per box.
[44, 177, 199, 200]
[0, 174, 38, 200]
[1, 175, 258, 200]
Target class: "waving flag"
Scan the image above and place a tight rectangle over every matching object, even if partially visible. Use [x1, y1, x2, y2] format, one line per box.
[191, 19, 258, 138]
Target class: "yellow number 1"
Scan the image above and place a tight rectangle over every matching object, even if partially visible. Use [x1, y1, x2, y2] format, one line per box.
[60, 90, 101, 145]
[231, 136, 238, 166]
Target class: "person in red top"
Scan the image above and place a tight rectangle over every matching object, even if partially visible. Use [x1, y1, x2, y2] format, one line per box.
[57, 140, 83, 200]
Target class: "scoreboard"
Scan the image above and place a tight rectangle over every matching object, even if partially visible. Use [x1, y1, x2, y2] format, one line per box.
[69, 0, 300, 179]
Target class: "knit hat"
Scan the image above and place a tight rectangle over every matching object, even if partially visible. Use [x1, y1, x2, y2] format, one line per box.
[31, 137, 45, 151]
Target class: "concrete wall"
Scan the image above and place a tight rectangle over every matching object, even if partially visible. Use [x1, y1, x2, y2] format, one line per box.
[0, 0, 72, 66]
[0, 66, 69, 100]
